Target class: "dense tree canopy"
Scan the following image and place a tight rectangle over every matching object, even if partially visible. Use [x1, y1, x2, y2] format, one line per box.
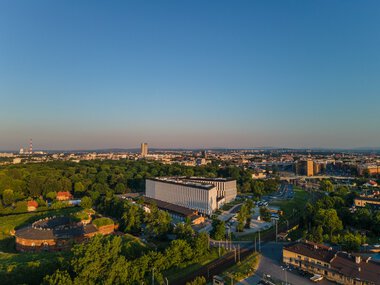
[43, 233, 211, 285]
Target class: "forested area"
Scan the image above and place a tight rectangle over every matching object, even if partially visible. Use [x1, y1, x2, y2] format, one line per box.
[43, 233, 210, 285]
[299, 186, 380, 251]
[0, 159, 279, 214]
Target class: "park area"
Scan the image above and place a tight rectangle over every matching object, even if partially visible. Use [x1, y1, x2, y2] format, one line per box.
[233, 187, 310, 241]
[0, 207, 81, 284]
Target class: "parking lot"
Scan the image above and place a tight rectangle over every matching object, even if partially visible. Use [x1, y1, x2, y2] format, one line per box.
[238, 242, 335, 285]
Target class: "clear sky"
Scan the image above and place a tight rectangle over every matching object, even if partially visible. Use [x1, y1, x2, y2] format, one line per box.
[1, 0, 379, 150]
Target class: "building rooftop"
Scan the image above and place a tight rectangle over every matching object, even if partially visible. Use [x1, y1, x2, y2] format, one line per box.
[147, 177, 216, 190]
[142, 196, 197, 217]
[285, 241, 380, 284]
[15, 217, 98, 240]
[184, 176, 236, 182]
[355, 196, 380, 202]
[330, 252, 380, 284]
[284, 241, 337, 263]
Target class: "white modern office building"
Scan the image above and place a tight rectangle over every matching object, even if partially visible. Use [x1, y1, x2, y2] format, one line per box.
[145, 177, 237, 215]
[182, 177, 237, 203]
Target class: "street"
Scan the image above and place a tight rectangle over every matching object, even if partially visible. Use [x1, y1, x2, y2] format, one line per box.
[237, 242, 335, 285]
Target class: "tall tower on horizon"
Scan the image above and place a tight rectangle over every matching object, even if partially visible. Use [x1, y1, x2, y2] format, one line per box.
[141, 143, 148, 157]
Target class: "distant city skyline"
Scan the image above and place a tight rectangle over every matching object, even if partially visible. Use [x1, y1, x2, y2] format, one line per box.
[1, 1, 380, 150]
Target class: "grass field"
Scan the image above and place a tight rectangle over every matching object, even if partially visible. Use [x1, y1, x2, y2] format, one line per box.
[233, 188, 310, 241]
[0, 207, 83, 284]
[270, 187, 310, 219]
[221, 252, 261, 282]
[166, 248, 226, 282]
[0, 206, 81, 252]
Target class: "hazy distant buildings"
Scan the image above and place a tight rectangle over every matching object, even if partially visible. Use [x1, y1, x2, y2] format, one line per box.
[145, 177, 237, 215]
[357, 164, 380, 176]
[295, 159, 314, 176]
[140, 143, 148, 157]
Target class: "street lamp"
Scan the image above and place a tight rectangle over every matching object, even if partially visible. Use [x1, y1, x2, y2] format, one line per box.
[282, 267, 288, 285]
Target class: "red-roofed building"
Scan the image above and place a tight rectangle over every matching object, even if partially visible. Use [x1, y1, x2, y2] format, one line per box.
[56, 191, 73, 201]
[27, 200, 38, 212]
[283, 241, 380, 285]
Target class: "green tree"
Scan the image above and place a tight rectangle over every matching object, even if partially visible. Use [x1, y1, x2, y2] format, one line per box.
[192, 232, 209, 260]
[2, 188, 15, 205]
[316, 208, 343, 240]
[174, 222, 195, 240]
[74, 182, 85, 194]
[186, 276, 206, 285]
[320, 180, 334, 192]
[210, 219, 225, 240]
[251, 180, 264, 197]
[165, 239, 193, 267]
[121, 203, 143, 233]
[341, 232, 365, 251]
[114, 183, 126, 194]
[144, 205, 171, 237]
[259, 207, 271, 222]
[70, 235, 124, 284]
[46, 191, 57, 200]
[28, 175, 45, 197]
[80, 196, 93, 209]
[236, 201, 253, 232]
[43, 270, 73, 285]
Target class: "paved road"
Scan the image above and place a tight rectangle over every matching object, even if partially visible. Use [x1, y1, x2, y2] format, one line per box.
[238, 242, 335, 285]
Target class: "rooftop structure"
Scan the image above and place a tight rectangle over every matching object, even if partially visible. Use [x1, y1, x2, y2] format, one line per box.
[14, 216, 114, 252]
[283, 241, 380, 285]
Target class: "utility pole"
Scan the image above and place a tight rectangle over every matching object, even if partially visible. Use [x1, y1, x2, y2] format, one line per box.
[219, 241, 221, 257]
[165, 277, 169, 285]
[275, 219, 278, 243]
[234, 246, 237, 262]
[152, 268, 155, 285]
[238, 244, 241, 263]
[258, 230, 261, 252]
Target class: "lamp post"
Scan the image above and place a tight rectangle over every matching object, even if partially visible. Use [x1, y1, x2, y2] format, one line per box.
[282, 267, 288, 285]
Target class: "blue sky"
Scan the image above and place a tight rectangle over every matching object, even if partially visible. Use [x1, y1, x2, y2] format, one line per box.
[1, 0, 379, 150]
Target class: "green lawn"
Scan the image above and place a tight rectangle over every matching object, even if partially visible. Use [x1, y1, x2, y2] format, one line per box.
[165, 248, 225, 282]
[270, 187, 310, 219]
[0, 208, 83, 285]
[0, 250, 68, 285]
[221, 252, 261, 282]
[233, 227, 273, 242]
[0, 206, 81, 252]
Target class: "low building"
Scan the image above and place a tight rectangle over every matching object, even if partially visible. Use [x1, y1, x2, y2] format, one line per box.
[283, 241, 380, 285]
[142, 196, 205, 225]
[27, 200, 38, 212]
[15, 216, 114, 252]
[357, 164, 380, 176]
[56, 191, 73, 201]
[354, 197, 380, 209]
[252, 172, 267, 180]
